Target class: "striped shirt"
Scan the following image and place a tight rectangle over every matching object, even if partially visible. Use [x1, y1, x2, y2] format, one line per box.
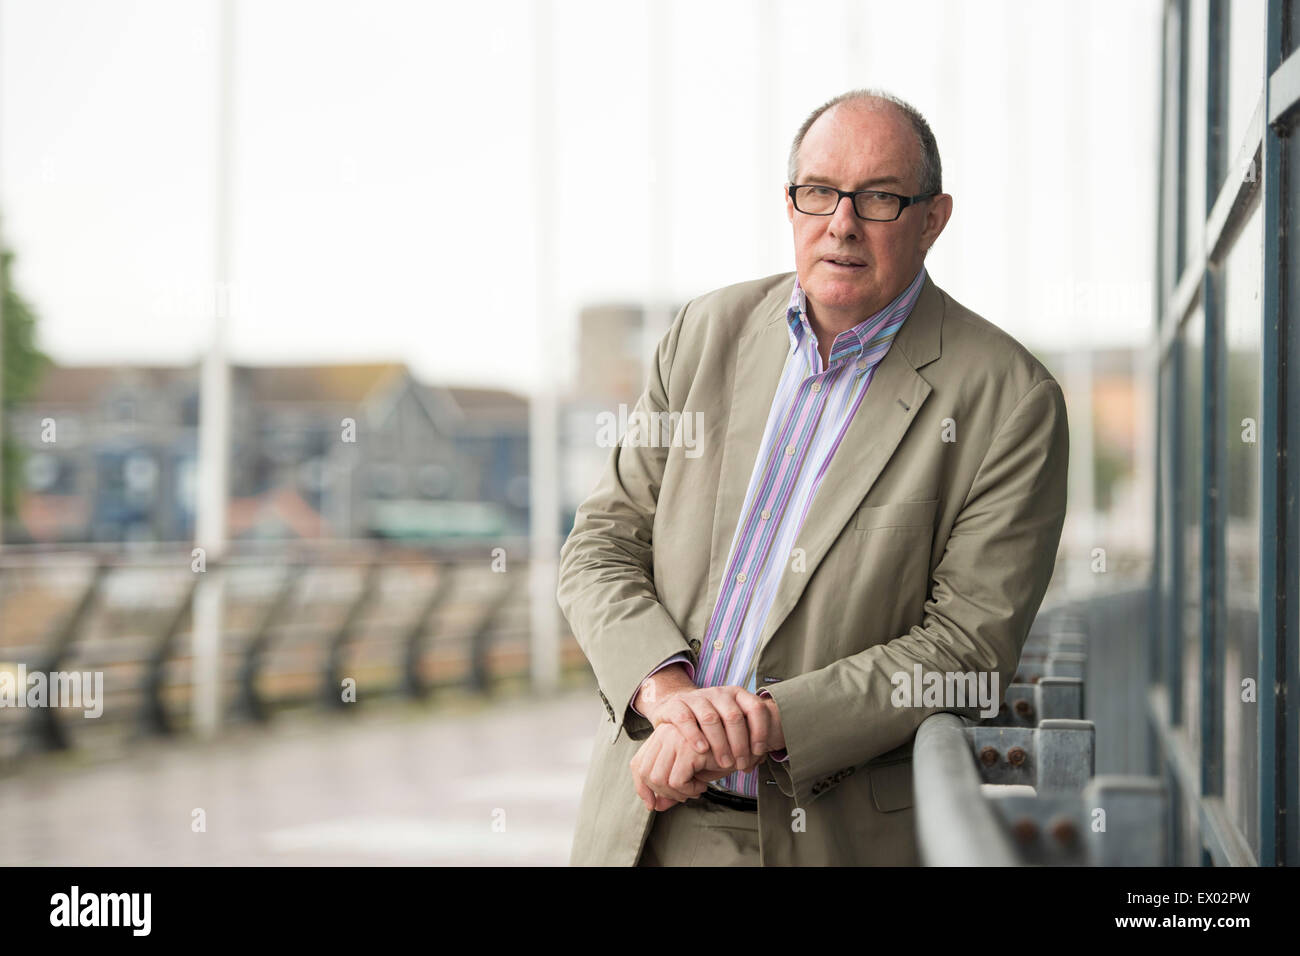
[639, 266, 927, 797]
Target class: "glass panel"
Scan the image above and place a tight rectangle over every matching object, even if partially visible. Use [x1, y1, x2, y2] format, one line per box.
[1157, 354, 1175, 684]
[1226, 0, 1267, 164]
[1183, 0, 1209, 274]
[1221, 199, 1262, 857]
[1163, 4, 1184, 303]
[1182, 306, 1204, 753]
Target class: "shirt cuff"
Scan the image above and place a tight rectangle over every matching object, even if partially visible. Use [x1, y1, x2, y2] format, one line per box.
[629, 653, 696, 717]
[757, 687, 789, 761]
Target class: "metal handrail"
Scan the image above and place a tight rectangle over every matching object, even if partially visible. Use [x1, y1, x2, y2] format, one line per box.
[913, 712, 1018, 866]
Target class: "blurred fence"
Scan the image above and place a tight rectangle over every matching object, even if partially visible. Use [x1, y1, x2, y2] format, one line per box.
[0, 539, 582, 770]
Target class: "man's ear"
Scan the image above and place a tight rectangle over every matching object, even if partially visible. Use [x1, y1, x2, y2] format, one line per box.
[784, 185, 794, 224]
[921, 193, 953, 251]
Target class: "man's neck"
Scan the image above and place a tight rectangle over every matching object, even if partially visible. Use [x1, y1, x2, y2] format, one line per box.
[806, 303, 881, 370]
[803, 266, 925, 370]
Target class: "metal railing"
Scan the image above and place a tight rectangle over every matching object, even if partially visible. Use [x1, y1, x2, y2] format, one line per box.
[914, 601, 1169, 866]
[0, 538, 573, 769]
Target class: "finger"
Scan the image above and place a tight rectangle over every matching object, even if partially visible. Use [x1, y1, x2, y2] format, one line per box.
[715, 693, 753, 772]
[737, 691, 771, 756]
[630, 739, 662, 810]
[650, 737, 693, 803]
[667, 738, 709, 792]
[663, 733, 707, 799]
[693, 765, 731, 784]
[667, 711, 711, 756]
[690, 700, 734, 768]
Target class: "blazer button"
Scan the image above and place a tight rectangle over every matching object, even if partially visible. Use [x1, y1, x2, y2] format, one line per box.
[689, 638, 701, 653]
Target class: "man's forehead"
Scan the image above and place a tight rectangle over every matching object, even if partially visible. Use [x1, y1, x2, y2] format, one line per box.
[798, 102, 917, 186]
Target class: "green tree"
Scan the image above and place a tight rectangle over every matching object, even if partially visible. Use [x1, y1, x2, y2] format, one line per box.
[2, 246, 54, 520]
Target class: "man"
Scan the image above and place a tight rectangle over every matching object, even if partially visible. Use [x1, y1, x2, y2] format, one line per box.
[557, 88, 1069, 866]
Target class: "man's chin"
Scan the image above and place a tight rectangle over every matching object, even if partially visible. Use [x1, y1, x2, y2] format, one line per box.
[805, 281, 878, 315]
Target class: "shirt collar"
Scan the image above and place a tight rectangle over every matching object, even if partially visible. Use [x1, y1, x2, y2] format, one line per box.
[786, 264, 927, 370]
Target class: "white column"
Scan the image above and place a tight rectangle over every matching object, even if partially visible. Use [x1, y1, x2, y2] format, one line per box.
[646, 0, 674, 347]
[1063, 3, 1097, 597]
[193, 0, 237, 737]
[529, 0, 560, 694]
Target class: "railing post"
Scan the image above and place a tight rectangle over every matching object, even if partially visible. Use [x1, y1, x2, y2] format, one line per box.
[24, 562, 107, 754]
[321, 562, 381, 710]
[141, 577, 199, 735]
[232, 563, 303, 722]
[402, 566, 455, 700]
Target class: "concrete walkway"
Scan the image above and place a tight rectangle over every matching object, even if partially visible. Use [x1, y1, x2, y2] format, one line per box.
[0, 687, 603, 866]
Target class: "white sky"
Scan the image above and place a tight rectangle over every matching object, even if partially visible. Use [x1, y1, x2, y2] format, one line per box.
[0, 0, 1163, 392]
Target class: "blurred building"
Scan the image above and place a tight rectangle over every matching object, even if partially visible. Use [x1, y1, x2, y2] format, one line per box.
[5, 362, 529, 545]
[560, 303, 651, 527]
[1036, 345, 1152, 555]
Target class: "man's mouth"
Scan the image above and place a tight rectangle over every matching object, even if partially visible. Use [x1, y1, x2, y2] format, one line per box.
[822, 256, 867, 269]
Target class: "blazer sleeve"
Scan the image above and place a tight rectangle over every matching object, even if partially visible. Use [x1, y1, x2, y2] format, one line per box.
[763, 377, 1070, 806]
[556, 300, 698, 743]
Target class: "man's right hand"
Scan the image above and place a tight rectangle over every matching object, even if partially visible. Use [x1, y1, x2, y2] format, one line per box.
[629, 721, 736, 811]
[632, 663, 773, 773]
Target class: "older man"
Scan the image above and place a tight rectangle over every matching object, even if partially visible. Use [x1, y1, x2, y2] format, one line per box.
[557, 89, 1069, 866]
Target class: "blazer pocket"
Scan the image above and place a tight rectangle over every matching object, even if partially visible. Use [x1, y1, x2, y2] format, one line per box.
[854, 498, 940, 532]
[868, 758, 915, 813]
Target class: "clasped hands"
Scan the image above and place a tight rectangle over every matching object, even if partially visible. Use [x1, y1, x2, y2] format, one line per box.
[627, 663, 785, 812]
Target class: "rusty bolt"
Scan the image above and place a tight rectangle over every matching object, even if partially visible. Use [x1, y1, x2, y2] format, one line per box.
[1050, 817, 1079, 846]
[1010, 818, 1039, 844]
[1013, 699, 1034, 719]
[1007, 746, 1027, 767]
[978, 746, 999, 767]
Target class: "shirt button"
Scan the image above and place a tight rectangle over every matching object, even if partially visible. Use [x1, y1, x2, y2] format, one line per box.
[736, 571, 747, 583]
[810, 381, 821, 393]
[760, 508, 771, 520]
[713, 638, 724, 651]
[857, 358, 867, 370]
[785, 444, 796, 456]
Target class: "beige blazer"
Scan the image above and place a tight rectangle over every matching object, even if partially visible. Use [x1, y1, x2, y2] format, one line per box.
[557, 270, 1069, 866]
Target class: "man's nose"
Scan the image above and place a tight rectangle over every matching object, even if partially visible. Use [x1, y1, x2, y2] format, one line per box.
[828, 194, 862, 240]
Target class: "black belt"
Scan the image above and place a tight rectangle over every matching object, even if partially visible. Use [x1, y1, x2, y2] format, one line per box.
[699, 786, 758, 812]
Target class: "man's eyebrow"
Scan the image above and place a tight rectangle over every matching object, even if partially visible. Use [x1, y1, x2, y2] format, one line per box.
[802, 174, 905, 189]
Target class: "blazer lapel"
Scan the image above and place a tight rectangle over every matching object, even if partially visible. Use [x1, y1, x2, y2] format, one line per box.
[749, 273, 946, 655]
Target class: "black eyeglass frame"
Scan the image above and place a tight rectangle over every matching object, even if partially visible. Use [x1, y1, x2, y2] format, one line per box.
[786, 183, 939, 222]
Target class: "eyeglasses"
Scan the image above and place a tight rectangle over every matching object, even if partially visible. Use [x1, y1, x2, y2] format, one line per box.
[787, 183, 938, 222]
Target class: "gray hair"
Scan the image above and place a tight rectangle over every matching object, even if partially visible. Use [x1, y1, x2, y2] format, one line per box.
[786, 89, 942, 196]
